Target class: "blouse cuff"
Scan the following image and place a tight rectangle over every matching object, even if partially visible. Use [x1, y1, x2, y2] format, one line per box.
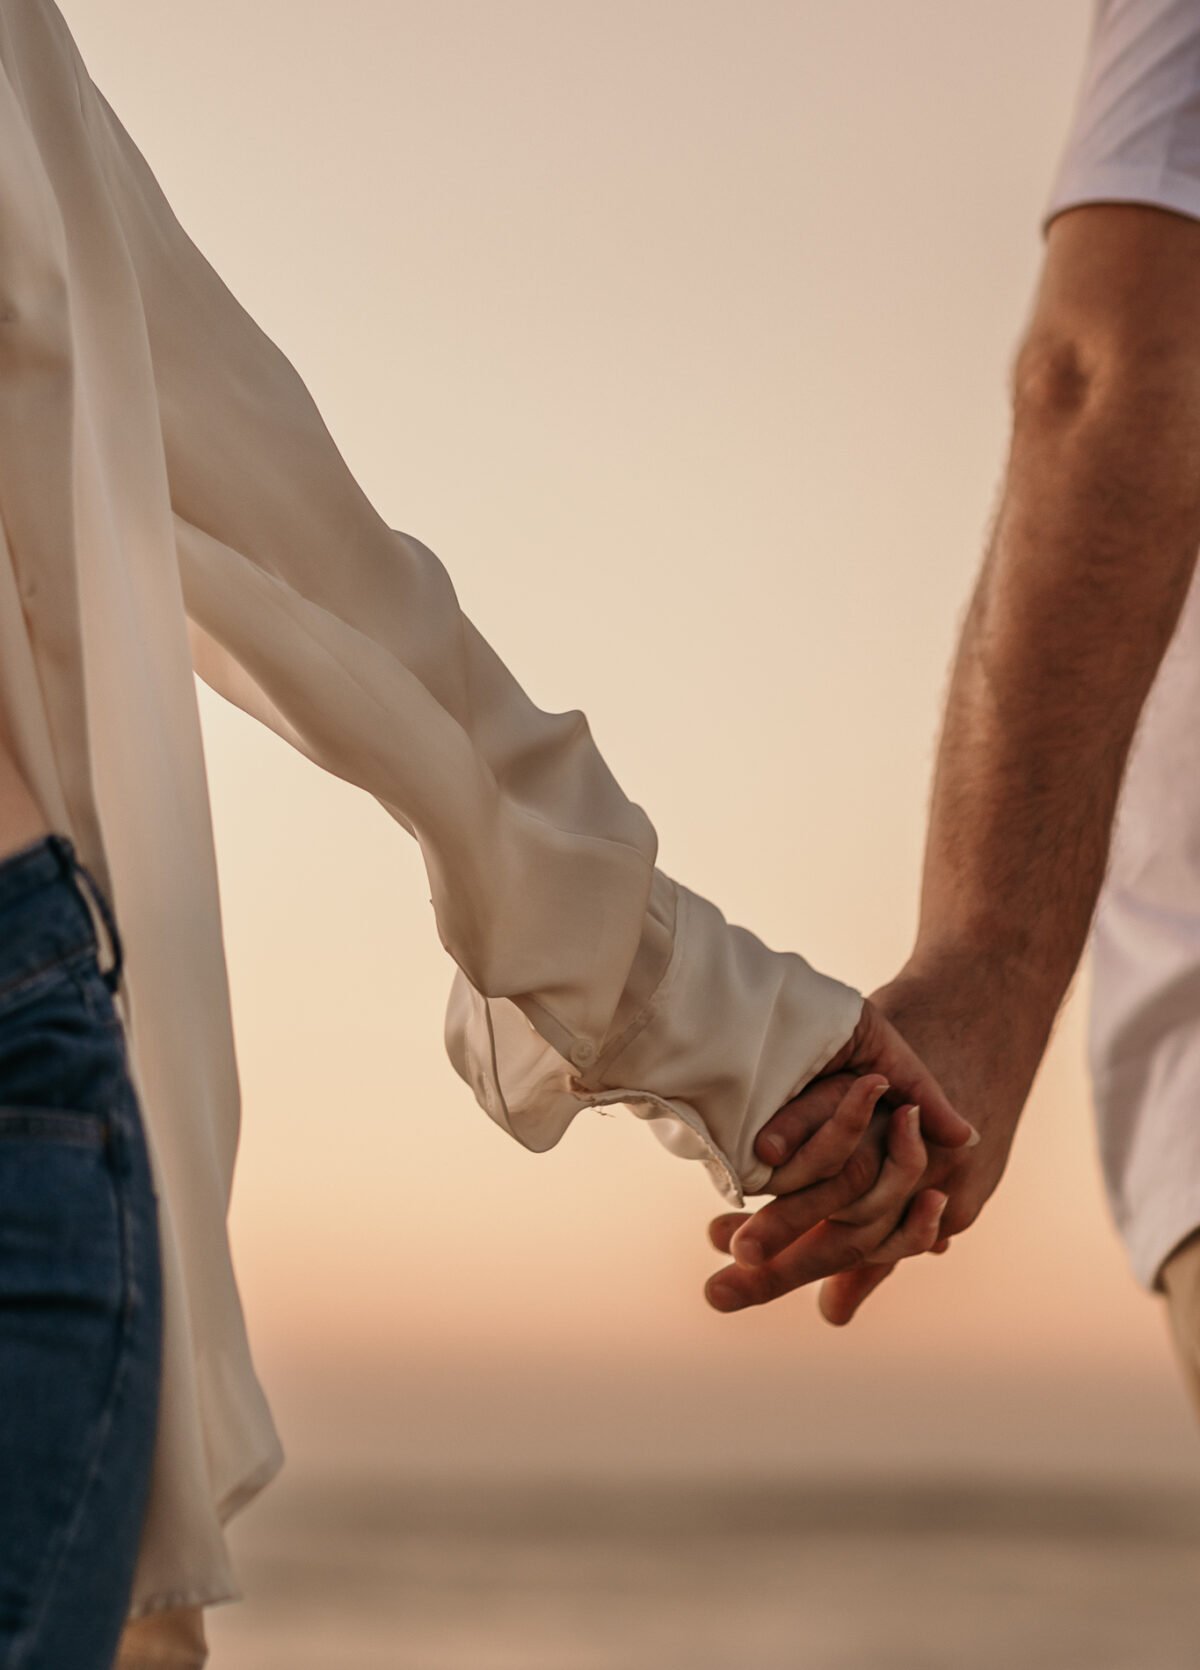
[444, 871, 864, 1205]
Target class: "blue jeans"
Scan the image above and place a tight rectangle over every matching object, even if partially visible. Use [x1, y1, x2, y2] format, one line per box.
[0, 832, 162, 1670]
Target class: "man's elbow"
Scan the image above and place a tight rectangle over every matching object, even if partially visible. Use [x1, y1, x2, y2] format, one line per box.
[1009, 327, 1200, 439]
[1012, 204, 1200, 428]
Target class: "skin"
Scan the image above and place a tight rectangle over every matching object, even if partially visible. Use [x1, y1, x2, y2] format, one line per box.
[701, 997, 975, 1315]
[705, 202, 1200, 1321]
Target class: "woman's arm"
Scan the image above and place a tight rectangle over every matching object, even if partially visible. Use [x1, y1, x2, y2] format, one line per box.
[82, 69, 972, 1198]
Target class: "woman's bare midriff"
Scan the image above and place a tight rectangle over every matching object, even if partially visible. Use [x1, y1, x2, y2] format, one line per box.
[0, 733, 50, 861]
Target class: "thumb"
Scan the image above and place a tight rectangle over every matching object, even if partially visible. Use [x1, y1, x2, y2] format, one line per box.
[873, 1016, 978, 1151]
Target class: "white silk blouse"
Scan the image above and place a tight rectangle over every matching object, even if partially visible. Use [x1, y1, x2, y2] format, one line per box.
[0, 4, 863, 1663]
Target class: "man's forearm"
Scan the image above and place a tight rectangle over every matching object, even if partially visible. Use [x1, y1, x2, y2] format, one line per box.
[914, 212, 1200, 1051]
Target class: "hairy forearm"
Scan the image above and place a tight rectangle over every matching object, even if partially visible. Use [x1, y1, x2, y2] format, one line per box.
[914, 344, 1200, 1043]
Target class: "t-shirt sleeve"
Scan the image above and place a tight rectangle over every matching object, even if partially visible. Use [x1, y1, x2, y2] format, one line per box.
[1043, 0, 1200, 234]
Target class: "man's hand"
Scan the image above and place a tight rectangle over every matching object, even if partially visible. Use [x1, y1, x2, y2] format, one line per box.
[705, 1085, 951, 1312]
[697, 991, 976, 1313]
[705, 206, 1200, 1323]
[758, 992, 981, 1172]
[704, 951, 1046, 1319]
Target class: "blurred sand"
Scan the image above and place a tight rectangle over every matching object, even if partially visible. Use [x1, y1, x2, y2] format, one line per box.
[208, 1472, 1200, 1670]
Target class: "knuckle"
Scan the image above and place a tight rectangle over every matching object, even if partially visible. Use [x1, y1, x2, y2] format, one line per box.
[744, 1232, 781, 1269]
[842, 1145, 881, 1199]
[901, 1149, 928, 1185]
[805, 1150, 847, 1186]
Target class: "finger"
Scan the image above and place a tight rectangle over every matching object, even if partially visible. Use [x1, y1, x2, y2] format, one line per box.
[817, 1195, 949, 1325]
[865, 1188, 949, 1264]
[709, 1209, 914, 1311]
[762, 1076, 891, 1193]
[708, 1212, 750, 1253]
[733, 1103, 916, 1269]
[874, 1021, 978, 1151]
[727, 1148, 883, 1269]
[819, 1261, 895, 1325]
[754, 1073, 859, 1168]
[826, 1103, 926, 1229]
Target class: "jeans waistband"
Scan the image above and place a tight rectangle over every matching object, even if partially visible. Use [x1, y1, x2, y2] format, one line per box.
[0, 832, 124, 998]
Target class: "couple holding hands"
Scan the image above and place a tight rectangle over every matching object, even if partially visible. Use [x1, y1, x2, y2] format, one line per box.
[4, 5, 1200, 1668]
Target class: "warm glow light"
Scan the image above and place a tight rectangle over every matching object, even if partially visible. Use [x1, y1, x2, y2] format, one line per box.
[60, 0, 1199, 1493]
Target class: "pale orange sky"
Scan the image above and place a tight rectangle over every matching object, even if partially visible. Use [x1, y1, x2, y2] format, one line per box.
[59, 0, 1200, 1481]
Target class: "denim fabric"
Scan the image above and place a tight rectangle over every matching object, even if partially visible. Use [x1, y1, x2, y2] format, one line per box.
[0, 832, 161, 1670]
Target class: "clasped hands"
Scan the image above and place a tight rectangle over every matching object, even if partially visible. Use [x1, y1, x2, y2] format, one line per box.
[705, 958, 1033, 1325]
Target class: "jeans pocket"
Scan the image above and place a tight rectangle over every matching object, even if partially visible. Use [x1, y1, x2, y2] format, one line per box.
[0, 1106, 122, 1314]
[0, 963, 132, 1136]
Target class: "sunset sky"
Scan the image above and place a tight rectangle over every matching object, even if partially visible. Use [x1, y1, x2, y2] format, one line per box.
[60, 0, 1200, 1486]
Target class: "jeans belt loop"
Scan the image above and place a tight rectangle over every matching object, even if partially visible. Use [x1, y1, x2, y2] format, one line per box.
[47, 832, 125, 995]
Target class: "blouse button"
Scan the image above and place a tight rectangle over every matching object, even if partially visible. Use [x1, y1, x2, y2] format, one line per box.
[570, 1040, 596, 1068]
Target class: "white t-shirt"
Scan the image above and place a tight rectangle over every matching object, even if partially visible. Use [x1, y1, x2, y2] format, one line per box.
[1045, 0, 1200, 1289]
[1044, 0, 1200, 233]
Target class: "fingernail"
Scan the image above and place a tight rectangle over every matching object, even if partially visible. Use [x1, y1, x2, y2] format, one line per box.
[708, 1282, 748, 1312]
[759, 1133, 787, 1163]
[964, 1124, 982, 1148]
[731, 1234, 765, 1267]
[932, 1191, 949, 1218]
[906, 1105, 921, 1134]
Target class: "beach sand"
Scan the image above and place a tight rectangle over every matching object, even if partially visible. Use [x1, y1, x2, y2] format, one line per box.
[207, 1472, 1200, 1669]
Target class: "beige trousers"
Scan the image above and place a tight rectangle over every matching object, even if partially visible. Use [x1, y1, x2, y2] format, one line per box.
[1161, 1230, 1200, 1420]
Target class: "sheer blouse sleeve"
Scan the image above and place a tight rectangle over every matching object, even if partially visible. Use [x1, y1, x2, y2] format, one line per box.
[85, 75, 862, 1204]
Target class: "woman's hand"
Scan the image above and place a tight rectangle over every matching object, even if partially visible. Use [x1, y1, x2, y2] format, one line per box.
[703, 956, 1042, 1320]
[758, 996, 979, 1167]
[704, 1086, 950, 1312]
